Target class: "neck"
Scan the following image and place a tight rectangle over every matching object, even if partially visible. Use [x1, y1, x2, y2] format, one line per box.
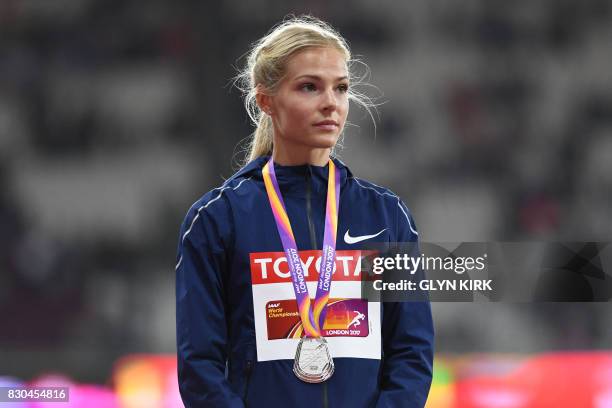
[272, 143, 331, 167]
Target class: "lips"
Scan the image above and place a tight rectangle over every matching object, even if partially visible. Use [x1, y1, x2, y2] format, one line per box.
[313, 120, 339, 131]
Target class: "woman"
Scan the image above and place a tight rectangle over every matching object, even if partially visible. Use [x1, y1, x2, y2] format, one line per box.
[176, 16, 433, 408]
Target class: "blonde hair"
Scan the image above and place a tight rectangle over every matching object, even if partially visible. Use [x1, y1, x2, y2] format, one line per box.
[234, 16, 376, 165]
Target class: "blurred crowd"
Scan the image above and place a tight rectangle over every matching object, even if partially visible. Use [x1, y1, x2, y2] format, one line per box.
[1, 0, 611, 383]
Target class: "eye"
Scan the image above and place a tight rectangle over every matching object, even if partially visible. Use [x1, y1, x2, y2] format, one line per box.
[337, 83, 349, 93]
[300, 83, 317, 92]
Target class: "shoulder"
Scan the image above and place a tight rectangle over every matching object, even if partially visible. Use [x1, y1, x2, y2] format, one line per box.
[179, 165, 260, 240]
[179, 157, 269, 239]
[345, 175, 419, 238]
[346, 175, 408, 211]
[336, 157, 418, 233]
[347, 176, 400, 200]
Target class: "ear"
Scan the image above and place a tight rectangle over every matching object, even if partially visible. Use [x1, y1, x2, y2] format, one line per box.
[255, 85, 274, 116]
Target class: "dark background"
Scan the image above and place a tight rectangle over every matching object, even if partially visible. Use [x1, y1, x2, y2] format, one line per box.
[1, 0, 611, 384]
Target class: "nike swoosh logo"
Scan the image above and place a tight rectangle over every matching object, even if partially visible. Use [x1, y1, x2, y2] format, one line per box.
[344, 228, 387, 244]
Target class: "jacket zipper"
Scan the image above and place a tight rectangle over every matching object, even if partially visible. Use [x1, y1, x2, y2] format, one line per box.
[305, 166, 329, 408]
[323, 380, 329, 408]
[243, 360, 253, 406]
[305, 167, 319, 248]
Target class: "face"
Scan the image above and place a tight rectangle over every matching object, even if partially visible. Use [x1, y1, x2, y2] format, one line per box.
[260, 46, 349, 153]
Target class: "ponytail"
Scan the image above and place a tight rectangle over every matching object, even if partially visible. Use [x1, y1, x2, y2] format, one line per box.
[247, 114, 274, 163]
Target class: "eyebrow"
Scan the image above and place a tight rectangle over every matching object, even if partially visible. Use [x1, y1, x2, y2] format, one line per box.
[293, 74, 349, 81]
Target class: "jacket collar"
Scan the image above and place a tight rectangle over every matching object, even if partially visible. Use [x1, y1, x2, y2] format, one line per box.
[231, 155, 353, 197]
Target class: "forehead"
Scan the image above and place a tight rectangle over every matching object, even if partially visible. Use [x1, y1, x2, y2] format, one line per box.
[285, 47, 348, 79]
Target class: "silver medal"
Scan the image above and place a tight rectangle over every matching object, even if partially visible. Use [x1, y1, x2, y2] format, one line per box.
[293, 337, 335, 383]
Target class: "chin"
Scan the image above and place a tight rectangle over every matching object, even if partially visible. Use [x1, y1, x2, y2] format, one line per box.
[308, 133, 339, 148]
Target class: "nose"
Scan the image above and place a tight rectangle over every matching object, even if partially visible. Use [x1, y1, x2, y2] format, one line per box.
[320, 87, 337, 113]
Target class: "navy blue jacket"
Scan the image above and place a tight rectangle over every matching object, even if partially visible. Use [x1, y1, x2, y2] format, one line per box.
[176, 156, 433, 408]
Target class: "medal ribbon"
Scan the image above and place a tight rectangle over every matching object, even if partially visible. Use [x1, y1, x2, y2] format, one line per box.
[262, 156, 340, 338]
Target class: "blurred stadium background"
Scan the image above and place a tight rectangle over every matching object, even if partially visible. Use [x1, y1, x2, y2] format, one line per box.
[1, 1, 611, 407]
